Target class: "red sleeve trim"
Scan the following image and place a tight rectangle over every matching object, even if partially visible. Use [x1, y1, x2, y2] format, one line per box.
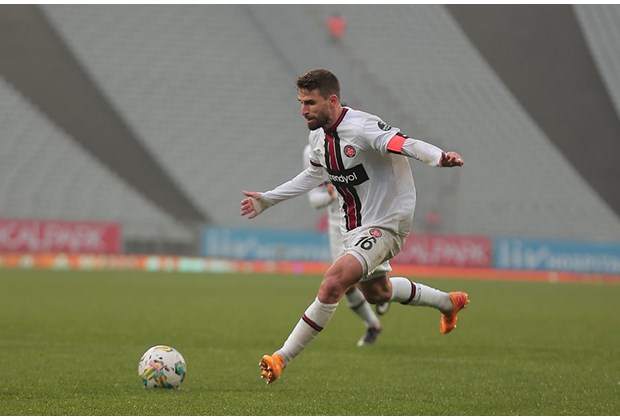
[387, 134, 406, 154]
[310, 160, 323, 167]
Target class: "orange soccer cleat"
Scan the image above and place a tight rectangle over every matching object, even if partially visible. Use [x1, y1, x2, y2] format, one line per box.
[440, 292, 470, 334]
[259, 353, 285, 384]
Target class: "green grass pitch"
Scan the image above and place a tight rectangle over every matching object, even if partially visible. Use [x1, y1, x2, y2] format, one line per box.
[1, 269, 618, 415]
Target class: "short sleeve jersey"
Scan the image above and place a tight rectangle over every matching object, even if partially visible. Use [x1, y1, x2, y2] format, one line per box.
[307, 107, 417, 236]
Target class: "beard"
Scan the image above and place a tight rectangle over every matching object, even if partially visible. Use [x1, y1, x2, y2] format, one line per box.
[305, 112, 330, 131]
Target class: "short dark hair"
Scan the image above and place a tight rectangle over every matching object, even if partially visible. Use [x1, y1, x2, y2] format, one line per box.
[296, 69, 340, 99]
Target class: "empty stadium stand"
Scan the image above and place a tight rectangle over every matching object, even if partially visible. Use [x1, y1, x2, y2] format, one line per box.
[0, 4, 618, 255]
[575, 5, 620, 119]
[0, 78, 194, 251]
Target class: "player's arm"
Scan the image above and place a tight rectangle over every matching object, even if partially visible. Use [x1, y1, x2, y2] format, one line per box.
[388, 134, 463, 167]
[365, 119, 463, 167]
[241, 163, 328, 219]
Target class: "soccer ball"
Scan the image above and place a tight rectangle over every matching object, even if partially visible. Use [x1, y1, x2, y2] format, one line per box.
[138, 345, 187, 389]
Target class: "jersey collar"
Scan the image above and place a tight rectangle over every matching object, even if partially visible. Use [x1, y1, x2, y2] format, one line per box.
[325, 107, 348, 135]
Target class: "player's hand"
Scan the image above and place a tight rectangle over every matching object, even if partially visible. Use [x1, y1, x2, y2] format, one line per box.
[440, 151, 464, 167]
[241, 191, 266, 219]
[326, 183, 337, 199]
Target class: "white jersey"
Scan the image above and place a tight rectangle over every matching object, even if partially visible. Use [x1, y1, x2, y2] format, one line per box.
[261, 106, 444, 239]
[306, 107, 443, 237]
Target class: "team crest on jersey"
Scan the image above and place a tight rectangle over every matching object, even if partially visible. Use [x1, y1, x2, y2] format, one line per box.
[369, 228, 382, 238]
[344, 145, 356, 158]
[377, 121, 392, 131]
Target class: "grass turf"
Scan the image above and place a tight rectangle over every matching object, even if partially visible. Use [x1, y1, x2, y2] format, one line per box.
[1, 269, 618, 415]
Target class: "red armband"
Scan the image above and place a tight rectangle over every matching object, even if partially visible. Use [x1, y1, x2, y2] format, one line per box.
[387, 134, 407, 154]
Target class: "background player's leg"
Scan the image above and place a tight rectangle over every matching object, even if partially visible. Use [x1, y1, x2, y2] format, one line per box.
[344, 286, 380, 328]
[344, 286, 382, 346]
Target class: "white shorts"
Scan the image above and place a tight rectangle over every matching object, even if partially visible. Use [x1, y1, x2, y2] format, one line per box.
[343, 227, 406, 282]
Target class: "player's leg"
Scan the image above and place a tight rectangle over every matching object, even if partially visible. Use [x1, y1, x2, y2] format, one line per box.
[359, 276, 469, 334]
[340, 227, 402, 346]
[329, 217, 382, 345]
[352, 228, 469, 335]
[260, 253, 363, 383]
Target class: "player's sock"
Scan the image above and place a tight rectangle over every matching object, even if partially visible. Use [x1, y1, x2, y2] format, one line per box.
[276, 297, 339, 364]
[389, 276, 452, 313]
[345, 287, 380, 328]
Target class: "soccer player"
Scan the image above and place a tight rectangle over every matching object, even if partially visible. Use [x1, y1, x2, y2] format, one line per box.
[240, 69, 469, 384]
[303, 144, 389, 347]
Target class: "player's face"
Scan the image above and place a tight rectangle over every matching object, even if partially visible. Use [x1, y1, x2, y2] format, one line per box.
[298, 88, 335, 131]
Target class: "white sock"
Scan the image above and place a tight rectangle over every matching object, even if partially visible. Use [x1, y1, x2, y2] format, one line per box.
[276, 297, 339, 364]
[389, 277, 452, 313]
[345, 287, 380, 328]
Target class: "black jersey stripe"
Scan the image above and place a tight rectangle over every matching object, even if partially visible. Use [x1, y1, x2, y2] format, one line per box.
[332, 131, 347, 170]
[324, 117, 363, 231]
[324, 132, 337, 171]
[332, 130, 362, 230]
[335, 184, 362, 230]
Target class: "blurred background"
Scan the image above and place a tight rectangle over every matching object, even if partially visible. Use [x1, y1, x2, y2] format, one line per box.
[0, 4, 619, 275]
